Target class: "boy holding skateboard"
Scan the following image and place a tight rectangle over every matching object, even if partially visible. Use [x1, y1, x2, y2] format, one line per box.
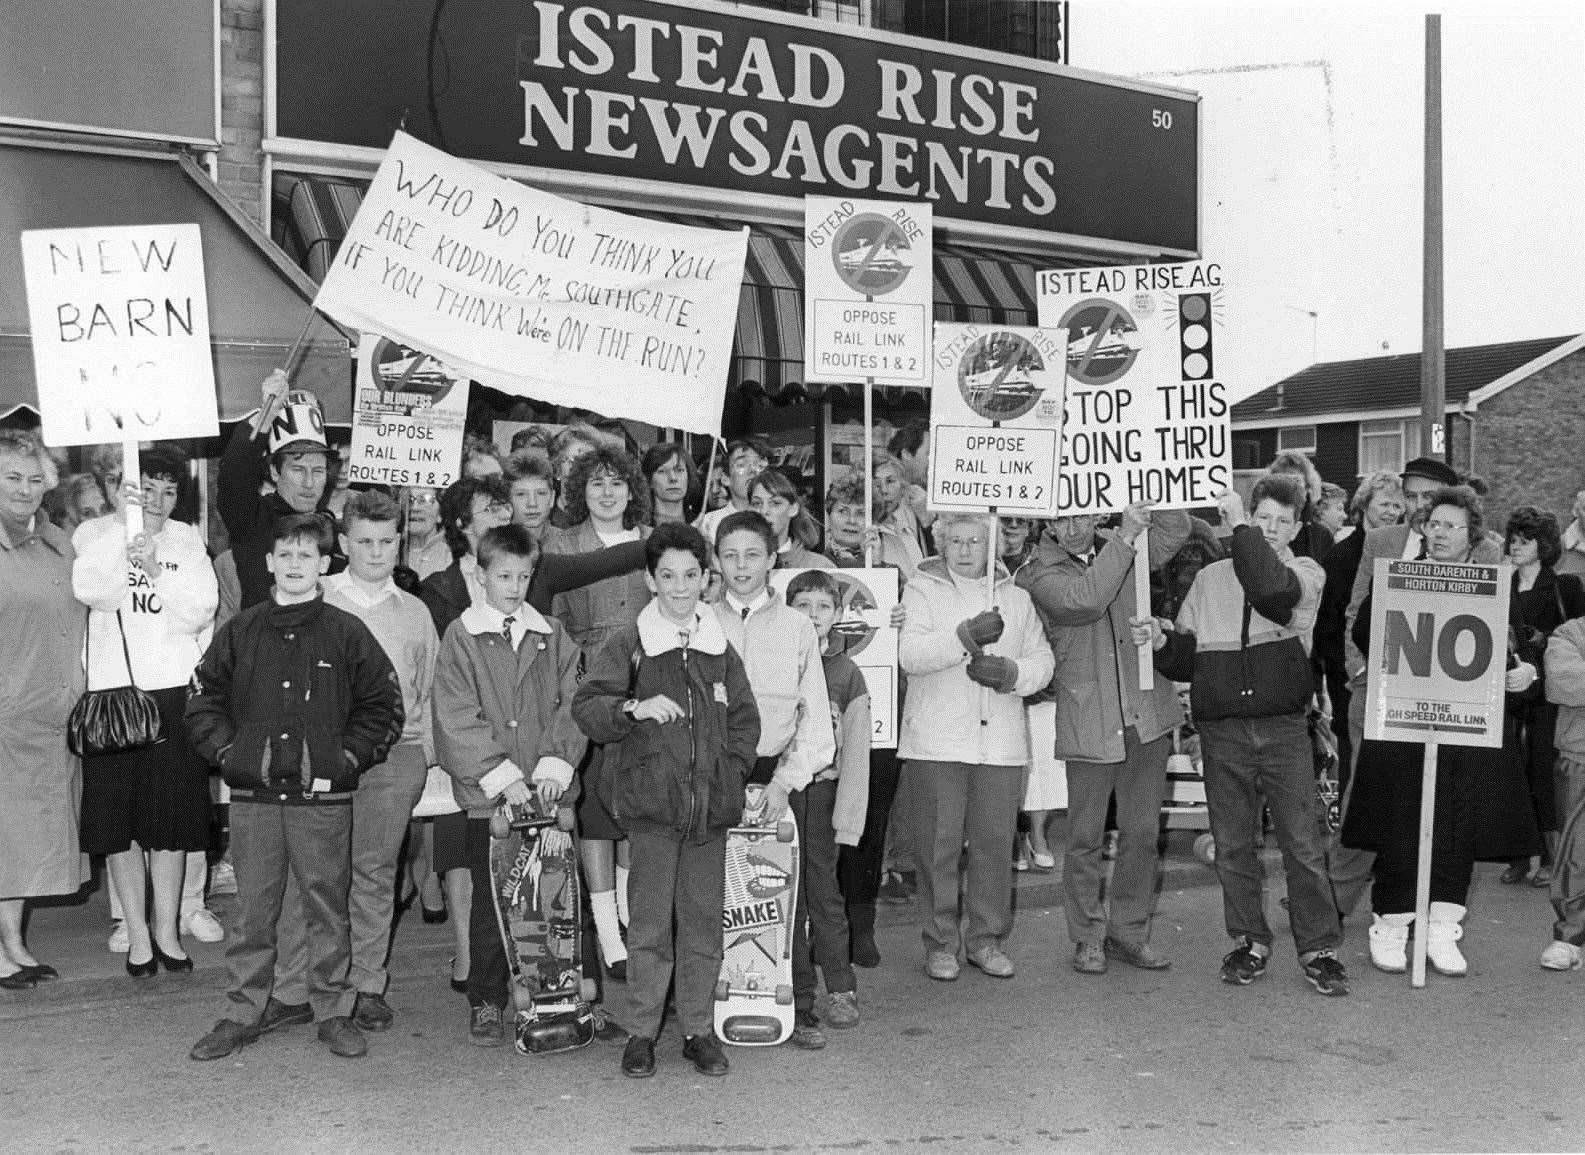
[713, 512, 836, 1046]
[785, 570, 871, 1041]
[573, 523, 760, 1078]
[432, 524, 587, 1047]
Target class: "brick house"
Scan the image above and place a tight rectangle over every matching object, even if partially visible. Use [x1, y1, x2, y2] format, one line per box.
[1230, 334, 1583, 526]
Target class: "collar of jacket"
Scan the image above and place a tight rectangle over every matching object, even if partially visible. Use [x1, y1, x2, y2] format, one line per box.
[266, 593, 326, 627]
[913, 554, 1014, 589]
[637, 600, 726, 656]
[0, 514, 69, 555]
[460, 602, 553, 636]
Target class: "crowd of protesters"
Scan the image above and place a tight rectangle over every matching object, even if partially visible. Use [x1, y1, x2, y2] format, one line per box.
[3, 372, 1584, 1078]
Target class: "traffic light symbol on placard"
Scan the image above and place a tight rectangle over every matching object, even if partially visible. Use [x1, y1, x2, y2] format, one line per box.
[1179, 293, 1213, 381]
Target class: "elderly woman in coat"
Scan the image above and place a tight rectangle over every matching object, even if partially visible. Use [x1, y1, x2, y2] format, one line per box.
[0, 429, 87, 989]
[899, 512, 1053, 983]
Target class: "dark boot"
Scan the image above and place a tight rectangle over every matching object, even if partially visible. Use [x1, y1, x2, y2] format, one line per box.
[849, 902, 880, 968]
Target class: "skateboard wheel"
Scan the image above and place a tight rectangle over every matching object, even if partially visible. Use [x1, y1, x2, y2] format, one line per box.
[1193, 832, 1216, 864]
[715, 979, 730, 1002]
[774, 984, 793, 1006]
[489, 811, 510, 839]
[776, 820, 795, 843]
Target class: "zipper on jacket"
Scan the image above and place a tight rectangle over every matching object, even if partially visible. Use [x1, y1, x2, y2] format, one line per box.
[682, 646, 699, 841]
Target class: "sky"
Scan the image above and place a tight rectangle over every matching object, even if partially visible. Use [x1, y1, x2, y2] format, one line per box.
[1076, 0, 1585, 402]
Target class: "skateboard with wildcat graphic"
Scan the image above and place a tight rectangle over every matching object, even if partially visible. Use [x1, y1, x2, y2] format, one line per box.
[713, 784, 799, 1046]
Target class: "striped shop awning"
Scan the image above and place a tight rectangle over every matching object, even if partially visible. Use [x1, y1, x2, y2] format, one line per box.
[272, 174, 1063, 407]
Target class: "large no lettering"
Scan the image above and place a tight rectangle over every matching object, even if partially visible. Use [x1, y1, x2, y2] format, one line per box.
[1382, 611, 1493, 682]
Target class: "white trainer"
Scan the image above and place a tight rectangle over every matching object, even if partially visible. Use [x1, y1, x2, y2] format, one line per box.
[1426, 901, 1468, 976]
[182, 908, 225, 944]
[107, 919, 129, 954]
[1540, 940, 1582, 971]
[1368, 913, 1413, 973]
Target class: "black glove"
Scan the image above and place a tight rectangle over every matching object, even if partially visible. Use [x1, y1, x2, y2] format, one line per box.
[966, 654, 1019, 694]
[956, 609, 1005, 654]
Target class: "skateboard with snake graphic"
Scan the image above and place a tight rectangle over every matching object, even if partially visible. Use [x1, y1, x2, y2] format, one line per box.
[714, 784, 799, 1045]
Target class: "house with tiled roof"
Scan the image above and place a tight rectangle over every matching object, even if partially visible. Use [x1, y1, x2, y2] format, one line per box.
[1231, 334, 1585, 528]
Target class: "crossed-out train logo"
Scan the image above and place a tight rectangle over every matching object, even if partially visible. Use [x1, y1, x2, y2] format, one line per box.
[831, 213, 916, 297]
[363, 337, 462, 414]
[1058, 298, 1142, 387]
[956, 331, 1047, 422]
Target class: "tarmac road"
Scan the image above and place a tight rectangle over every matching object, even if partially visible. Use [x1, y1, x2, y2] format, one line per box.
[3, 838, 1582, 1154]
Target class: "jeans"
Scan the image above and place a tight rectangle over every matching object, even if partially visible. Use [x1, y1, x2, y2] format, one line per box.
[791, 780, 854, 1012]
[910, 761, 1024, 957]
[1552, 754, 1585, 944]
[1063, 730, 1170, 947]
[227, 799, 356, 1021]
[273, 743, 427, 1001]
[1198, 714, 1342, 956]
[621, 830, 726, 1039]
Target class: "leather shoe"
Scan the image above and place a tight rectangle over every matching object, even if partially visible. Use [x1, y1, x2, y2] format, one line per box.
[353, 992, 395, 1032]
[966, 945, 1015, 978]
[257, 998, 314, 1034]
[0, 970, 39, 991]
[316, 1015, 368, 1058]
[925, 950, 961, 981]
[17, 963, 58, 981]
[1072, 942, 1107, 974]
[126, 955, 158, 979]
[152, 942, 193, 974]
[1104, 937, 1171, 970]
[621, 1034, 656, 1078]
[420, 901, 448, 925]
[1531, 866, 1554, 888]
[1500, 862, 1529, 885]
[190, 1018, 258, 1061]
[683, 1032, 730, 1077]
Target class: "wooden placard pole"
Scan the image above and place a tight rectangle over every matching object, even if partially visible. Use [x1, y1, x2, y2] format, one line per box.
[121, 435, 143, 543]
[864, 377, 876, 566]
[1134, 526, 1153, 690]
[1410, 735, 1439, 988]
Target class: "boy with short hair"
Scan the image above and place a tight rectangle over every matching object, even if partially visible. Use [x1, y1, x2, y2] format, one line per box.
[695, 437, 770, 547]
[573, 522, 760, 1079]
[185, 514, 405, 1061]
[432, 523, 587, 1047]
[713, 511, 836, 1047]
[785, 570, 871, 1035]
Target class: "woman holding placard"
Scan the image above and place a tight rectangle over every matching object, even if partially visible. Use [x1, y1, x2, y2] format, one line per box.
[72, 445, 218, 977]
[1343, 486, 1542, 977]
[0, 430, 86, 989]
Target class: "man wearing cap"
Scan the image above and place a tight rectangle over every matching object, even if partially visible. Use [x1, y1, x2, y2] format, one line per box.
[1333, 456, 1502, 917]
[219, 369, 345, 609]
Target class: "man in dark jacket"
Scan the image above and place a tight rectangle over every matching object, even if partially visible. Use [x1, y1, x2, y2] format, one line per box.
[572, 523, 759, 1080]
[186, 514, 405, 1062]
[219, 369, 344, 609]
[1136, 476, 1348, 997]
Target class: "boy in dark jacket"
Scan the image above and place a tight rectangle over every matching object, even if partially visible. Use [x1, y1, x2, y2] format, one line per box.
[185, 514, 404, 1061]
[573, 523, 760, 1080]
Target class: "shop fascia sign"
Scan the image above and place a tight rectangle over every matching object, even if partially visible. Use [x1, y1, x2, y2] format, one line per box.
[271, 0, 1200, 257]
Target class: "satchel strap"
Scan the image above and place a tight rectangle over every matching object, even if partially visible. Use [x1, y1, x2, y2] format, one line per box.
[86, 609, 138, 690]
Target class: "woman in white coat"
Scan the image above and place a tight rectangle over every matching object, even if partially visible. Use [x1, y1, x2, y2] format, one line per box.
[899, 512, 1053, 982]
[73, 445, 218, 977]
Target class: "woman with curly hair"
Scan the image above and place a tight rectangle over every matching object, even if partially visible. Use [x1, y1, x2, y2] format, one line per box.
[1500, 507, 1585, 886]
[542, 443, 653, 984]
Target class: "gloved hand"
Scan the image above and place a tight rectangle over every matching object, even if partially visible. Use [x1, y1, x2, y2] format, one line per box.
[966, 654, 1019, 693]
[956, 609, 1005, 654]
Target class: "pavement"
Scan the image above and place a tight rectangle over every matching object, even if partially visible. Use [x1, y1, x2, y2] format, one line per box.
[3, 821, 1584, 1153]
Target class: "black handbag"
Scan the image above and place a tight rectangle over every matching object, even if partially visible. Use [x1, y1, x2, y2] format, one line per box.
[67, 610, 164, 758]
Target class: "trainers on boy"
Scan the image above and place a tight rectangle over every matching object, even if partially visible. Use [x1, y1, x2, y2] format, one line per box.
[182, 908, 225, 944]
[107, 919, 129, 954]
[789, 1011, 826, 1049]
[825, 990, 859, 1029]
[1302, 950, 1349, 997]
[1219, 937, 1268, 985]
[468, 1003, 507, 1047]
[353, 992, 395, 1032]
[1540, 940, 1583, 971]
[1072, 942, 1107, 974]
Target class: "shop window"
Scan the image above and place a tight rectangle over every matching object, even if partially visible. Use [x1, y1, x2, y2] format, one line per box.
[1358, 419, 1421, 476]
[1276, 425, 1316, 454]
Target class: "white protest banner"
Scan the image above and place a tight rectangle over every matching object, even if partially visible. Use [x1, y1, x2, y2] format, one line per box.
[771, 567, 900, 749]
[803, 197, 931, 385]
[21, 223, 219, 447]
[347, 335, 471, 490]
[314, 131, 747, 435]
[926, 324, 1067, 516]
[1364, 559, 1510, 748]
[1036, 261, 1230, 514]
